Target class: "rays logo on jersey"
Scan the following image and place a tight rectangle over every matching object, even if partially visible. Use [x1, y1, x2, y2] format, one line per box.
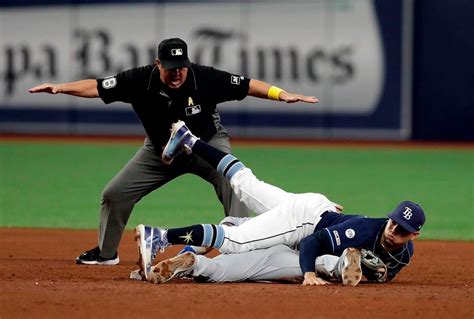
[185, 96, 201, 116]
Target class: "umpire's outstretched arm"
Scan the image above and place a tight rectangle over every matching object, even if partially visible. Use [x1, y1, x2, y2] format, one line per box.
[248, 79, 319, 104]
[28, 79, 99, 98]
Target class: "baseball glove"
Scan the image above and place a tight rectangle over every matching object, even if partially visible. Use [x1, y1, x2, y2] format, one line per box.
[360, 249, 388, 283]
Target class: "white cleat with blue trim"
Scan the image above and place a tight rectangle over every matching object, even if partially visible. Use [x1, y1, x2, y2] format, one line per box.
[134, 224, 170, 280]
[162, 120, 198, 164]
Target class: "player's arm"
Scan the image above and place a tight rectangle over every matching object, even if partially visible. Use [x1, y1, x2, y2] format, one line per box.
[299, 230, 333, 286]
[248, 79, 319, 104]
[28, 79, 99, 98]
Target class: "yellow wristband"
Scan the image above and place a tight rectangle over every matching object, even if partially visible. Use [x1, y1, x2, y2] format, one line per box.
[267, 86, 285, 101]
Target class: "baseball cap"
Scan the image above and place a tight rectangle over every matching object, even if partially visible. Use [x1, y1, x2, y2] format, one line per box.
[157, 38, 191, 69]
[388, 201, 426, 233]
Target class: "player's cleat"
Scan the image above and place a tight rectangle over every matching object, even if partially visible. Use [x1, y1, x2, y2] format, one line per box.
[135, 224, 170, 280]
[148, 252, 196, 284]
[130, 269, 145, 281]
[162, 120, 198, 164]
[341, 247, 362, 287]
[76, 246, 119, 265]
[129, 246, 198, 281]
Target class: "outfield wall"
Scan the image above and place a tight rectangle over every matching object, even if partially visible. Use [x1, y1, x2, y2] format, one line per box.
[0, 0, 472, 140]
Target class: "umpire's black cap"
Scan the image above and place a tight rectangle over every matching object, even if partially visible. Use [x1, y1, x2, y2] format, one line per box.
[158, 38, 191, 69]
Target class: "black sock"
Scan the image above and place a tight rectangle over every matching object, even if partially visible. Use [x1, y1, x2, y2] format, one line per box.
[192, 139, 227, 168]
[192, 140, 245, 179]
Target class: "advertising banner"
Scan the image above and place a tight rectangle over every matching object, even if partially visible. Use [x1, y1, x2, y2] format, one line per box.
[0, 0, 411, 139]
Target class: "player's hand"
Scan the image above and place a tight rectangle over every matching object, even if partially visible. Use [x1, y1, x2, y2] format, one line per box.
[333, 202, 344, 212]
[302, 272, 330, 286]
[28, 83, 62, 94]
[280, 92, 319, 104]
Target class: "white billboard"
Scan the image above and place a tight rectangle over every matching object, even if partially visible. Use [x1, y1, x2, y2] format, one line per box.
[0, 0, 410, 139]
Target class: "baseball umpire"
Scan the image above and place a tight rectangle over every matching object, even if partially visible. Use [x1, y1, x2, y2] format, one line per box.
[29, 38, 318, 265]
[135, 120, 426, 285]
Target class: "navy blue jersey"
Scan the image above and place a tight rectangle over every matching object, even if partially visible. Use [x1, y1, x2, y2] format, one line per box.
[299, 212, 414, 281]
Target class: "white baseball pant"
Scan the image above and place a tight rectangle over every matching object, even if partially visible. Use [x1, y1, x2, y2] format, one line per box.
[193, 244, 343, 282]
[219, 168, 338, 253]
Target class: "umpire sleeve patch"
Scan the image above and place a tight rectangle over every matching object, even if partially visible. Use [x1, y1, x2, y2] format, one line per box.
[231, 75, 243, 85]
[102, 77, 117, 89]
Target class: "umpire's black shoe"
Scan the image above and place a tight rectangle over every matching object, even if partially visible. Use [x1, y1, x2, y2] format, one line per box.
[76, 246, 120, 265]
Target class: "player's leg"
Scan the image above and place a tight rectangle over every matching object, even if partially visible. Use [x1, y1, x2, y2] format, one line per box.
[136, 192, 337, 278]
[145, 244, 300, 284]
[219, 194, 327, 253]
[134, 204, 313, 273]
[193, 134, 291, 213]
[186, 125, 249, 217]
[133, 216, 251, 282]
[315, 255, 340, 280]
[163, 121, 290, 214]
[192, 245, 302, 283]
[228, 167, 292, 215]
[197, 246, 360, 284]
[135, 193, 331, 261]
[143, 246, 361, 285]
[134, 222, 228, 279]
[176, 216, 252, 255]
[214, 186, 340, 253]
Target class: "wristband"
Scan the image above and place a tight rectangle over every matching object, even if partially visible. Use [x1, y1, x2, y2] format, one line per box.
[267, 86, 285, 101]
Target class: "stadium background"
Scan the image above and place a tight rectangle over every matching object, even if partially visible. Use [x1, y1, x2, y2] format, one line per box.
[1, 0, 473, 141]
[0, 1, 473, 318]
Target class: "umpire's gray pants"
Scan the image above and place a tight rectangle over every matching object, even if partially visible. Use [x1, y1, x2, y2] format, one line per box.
[98, 131, 249, 258]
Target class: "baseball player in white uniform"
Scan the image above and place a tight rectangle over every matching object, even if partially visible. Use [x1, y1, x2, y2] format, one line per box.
[131, 216, 362, 286]
[135, 120, 425, 286]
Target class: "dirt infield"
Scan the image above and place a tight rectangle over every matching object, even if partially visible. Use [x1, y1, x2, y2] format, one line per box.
[1, 228, 473, 319]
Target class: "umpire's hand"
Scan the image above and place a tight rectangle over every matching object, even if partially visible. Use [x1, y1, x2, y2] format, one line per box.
[29, 83, 62, 94]
[280, 92, 319, 104]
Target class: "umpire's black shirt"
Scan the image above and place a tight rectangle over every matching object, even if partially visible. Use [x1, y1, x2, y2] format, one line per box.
[97, 63, 250, 152]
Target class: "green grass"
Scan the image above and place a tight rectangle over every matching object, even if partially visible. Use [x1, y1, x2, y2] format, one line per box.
[0, 141, 472, 240]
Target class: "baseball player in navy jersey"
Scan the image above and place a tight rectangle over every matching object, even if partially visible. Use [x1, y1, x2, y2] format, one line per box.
[135, 120, 426, 286]
[148, 245, 363, 285]
[28, 38, 318, 265]
[131, 216, 363, 286]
